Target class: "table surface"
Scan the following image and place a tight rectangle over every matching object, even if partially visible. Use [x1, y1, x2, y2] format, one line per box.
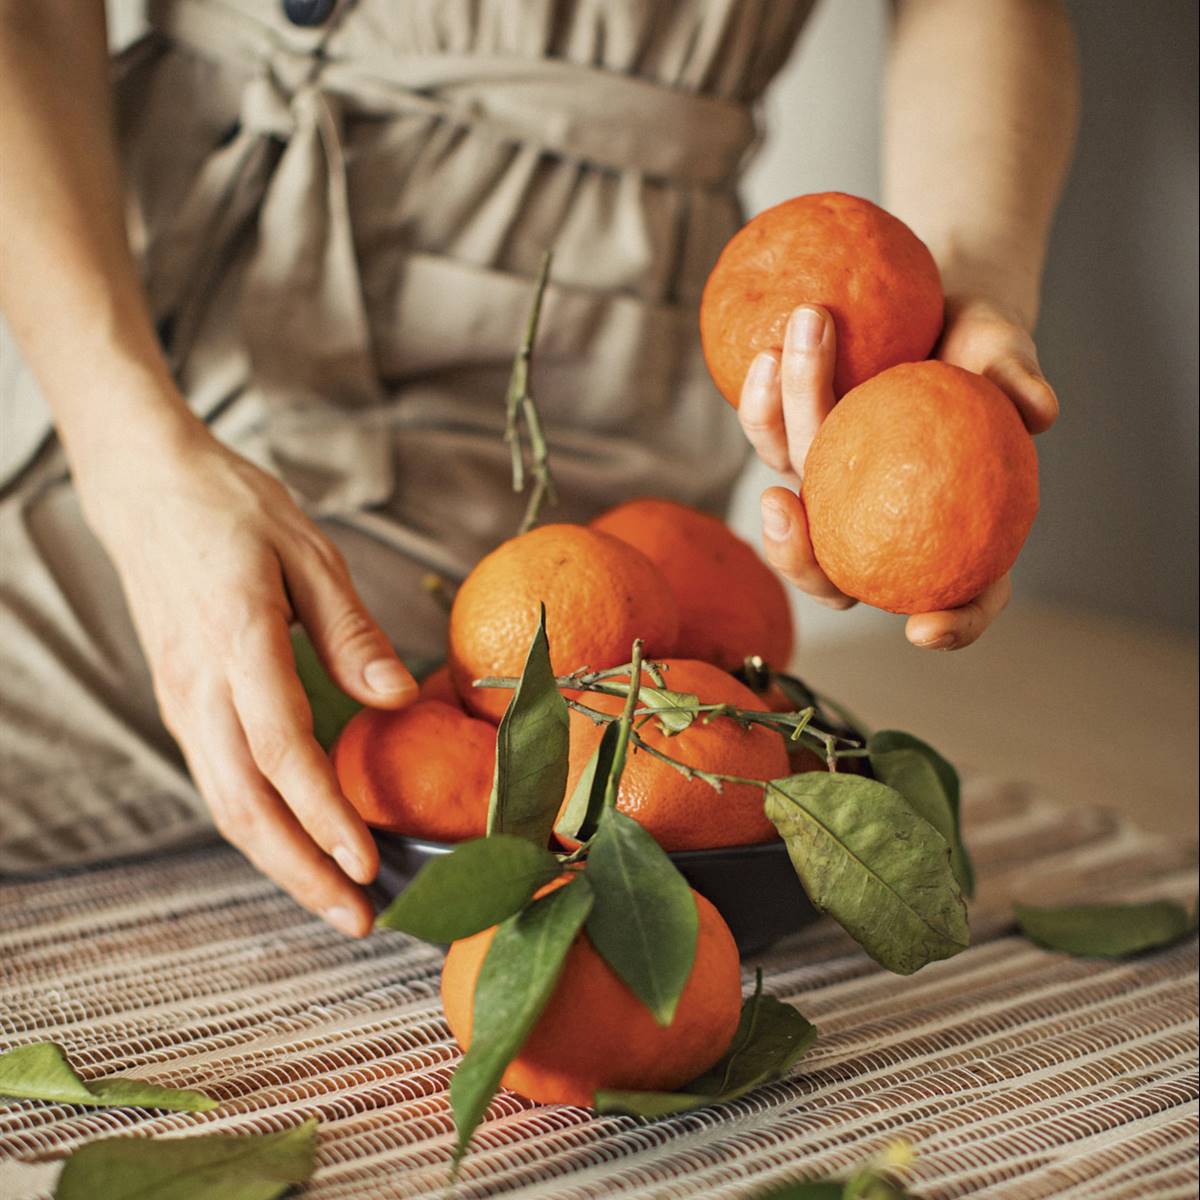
[792, 600, 1199, 839]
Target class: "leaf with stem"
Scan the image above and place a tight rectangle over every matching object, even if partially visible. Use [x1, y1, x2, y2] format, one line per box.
[868, 731, 974, 897]
[375, 835, 562, 943]
[1015, 899, 1196, 958]
[595, 973, 817, 1116]
[556, 720, 620, 843]
[450, 875, 593, 1161]
[765, 773, 969, 974]
[53, 1117, 318, 1200]
[585, 808, 698, 1026]
[487, 604, 570, 846]
[0, 1042, 218, 1113]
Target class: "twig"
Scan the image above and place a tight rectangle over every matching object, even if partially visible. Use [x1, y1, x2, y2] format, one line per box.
[503, 250, 558, 534]
[603, 640, 644, 811]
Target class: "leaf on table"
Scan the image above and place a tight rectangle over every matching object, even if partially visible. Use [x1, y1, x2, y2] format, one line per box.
[556, 721, 620, 843]
[594, 978, 817, 1116]
[584, 808, 698, 1025]
[53, 1117, 318, 1200]
[0, 1042, 218, 1113]
[487, 605, 570, 846]
[450, 875, 593, 1161]
[868, 730, 974, 897]
[1015, 899, 1197, 958]
[765, 773, 969, 975]
[375, 835, 561, 943]
[636, 687, 700, 735]
[291, 628, 362, 751]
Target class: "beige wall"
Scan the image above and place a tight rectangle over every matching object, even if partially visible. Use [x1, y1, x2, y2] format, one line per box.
[731, 0, 1198, 638]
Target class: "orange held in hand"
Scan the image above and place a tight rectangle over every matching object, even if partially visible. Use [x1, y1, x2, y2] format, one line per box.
[563, 660, 790, 851]
[592, 497, 794, 672]
[448, 524, 679, 723]
[802, 361, 1039, 614]
[333, 700, 495, 841]
[700, 191, 944, 402]
[441, 887, 742, 1106]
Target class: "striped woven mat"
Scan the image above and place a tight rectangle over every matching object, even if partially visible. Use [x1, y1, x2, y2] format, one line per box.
[1, 777, 1197, 1199]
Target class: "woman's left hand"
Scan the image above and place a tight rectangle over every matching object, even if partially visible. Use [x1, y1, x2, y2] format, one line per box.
[737, 297, 1058, 650]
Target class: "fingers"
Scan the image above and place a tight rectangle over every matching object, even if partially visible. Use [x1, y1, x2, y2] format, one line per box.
[984, 351, 1059, 435]
[905, 574, 1013, 651]
[760, 486, 856, 609]
[226, 608, 380, 887]
[738, 305, 837, 477]
[738, 352, 791, 475]
[182, 689, 375, 936]
[281, 536, 417, 710]
[778, 304, 838, 469]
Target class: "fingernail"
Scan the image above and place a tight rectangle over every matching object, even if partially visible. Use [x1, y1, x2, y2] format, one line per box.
[363, 657, 416, 699]
[323, 905, 362, 936]
[333, 844, 368, 882]
[787, 306, 824, 350]
[747, 352, 779, 389]
[761, 500, 791, 540]
[918, 634, 958, 651]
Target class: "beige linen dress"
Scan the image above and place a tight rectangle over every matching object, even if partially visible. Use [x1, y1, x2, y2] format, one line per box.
[0, 0, 815, 872]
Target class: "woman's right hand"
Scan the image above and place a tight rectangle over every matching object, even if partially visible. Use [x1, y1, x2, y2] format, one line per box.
[78, 412, 417, 936]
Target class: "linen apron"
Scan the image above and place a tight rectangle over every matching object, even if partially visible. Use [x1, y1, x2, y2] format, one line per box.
[0, 0, 815, 873]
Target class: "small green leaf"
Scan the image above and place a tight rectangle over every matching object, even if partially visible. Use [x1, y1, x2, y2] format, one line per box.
[0, 1042, 217, 1112]
[451, 876, 593, 1160]
[637, 687, 700, 735]
[869, 731, 974, 897]
[375, 836, 561, 942]
[291, 628, 362, 751]
[1015, 900, 1196, 958]
[54, 1117, 318, 1200]
[765, 773, 969, 975]
[487, 606, 570, 846]
[556, 721, 620, 843]
[595, 981, 817, 1116]
[585, 809, 698, 1025]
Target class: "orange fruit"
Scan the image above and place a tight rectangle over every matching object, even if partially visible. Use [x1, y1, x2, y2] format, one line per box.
[802, 361, 1039, 613]
[700, 192, 943, 402]
[332, 700, 495, 841]
[562, 660, 789, 850]
[441, 885, 742, 1106]
[418, 664, 465, 711]
[448, 524, 680, 723]
[591, 497, 794, 671]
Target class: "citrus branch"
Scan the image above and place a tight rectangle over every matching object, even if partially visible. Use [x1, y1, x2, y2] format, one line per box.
[504, 250, 557, 534]
[603, 639, 644, 811]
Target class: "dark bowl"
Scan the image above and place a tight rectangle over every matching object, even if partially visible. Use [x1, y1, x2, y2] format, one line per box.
[372, 833, 819, 957]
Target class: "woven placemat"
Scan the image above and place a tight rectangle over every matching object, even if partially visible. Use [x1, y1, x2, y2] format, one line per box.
[1, 778, 1197, 1199]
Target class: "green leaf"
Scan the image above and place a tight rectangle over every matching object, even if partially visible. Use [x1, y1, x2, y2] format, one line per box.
[1015, 900, 1196, 958]
[868, 731, 974, 897]
[0, 1042, 218, 1112]
[585, 809, 698, 1025]
[291, 628, 362, 751]
[487, 605, 570, 846]
[451, 876, 593, 1160]
[375, 835, 561, 942]
[765, 773, 969, 975]
[556, 721, 620, 843]
[595, 981, 817, 1116]
[54, 1118, 318, 1200]
[637, 687, 700, 735]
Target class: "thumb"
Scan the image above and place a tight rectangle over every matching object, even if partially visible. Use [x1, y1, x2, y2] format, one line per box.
[282, 541, 417, 708]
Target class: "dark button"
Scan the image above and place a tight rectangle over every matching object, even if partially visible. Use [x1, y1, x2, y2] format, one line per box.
[282, 0, 335, 27]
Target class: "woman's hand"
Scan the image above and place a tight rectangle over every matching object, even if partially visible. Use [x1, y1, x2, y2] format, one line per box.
[737, 298, 1058, 650]
[80, 415, 417, 935]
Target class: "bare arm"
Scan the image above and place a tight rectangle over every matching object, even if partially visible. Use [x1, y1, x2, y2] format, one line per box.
[0, 2, 417, 931]
[744, 0, 1079, 650]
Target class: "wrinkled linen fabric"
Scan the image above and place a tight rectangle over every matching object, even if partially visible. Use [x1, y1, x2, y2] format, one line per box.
[0, 0, 816, 872]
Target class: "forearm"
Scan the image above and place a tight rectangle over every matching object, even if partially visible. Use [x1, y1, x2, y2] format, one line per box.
[884, 0, 1079, 329]
[0, 0, 197, 488]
